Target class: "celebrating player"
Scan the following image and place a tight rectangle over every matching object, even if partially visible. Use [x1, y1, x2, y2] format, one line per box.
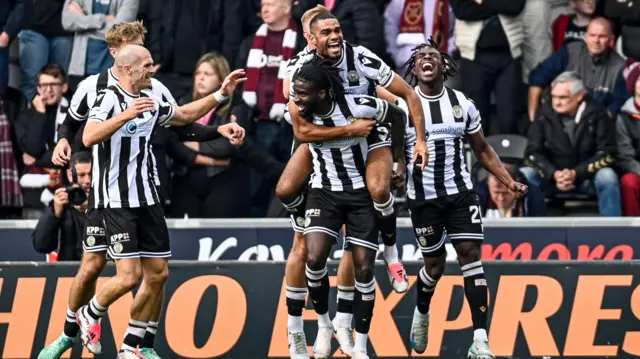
[38, 22, 235, 359]
[73, 45, 245, 359]
[400, 39, 527, 359]
[292, 59, 408, 359]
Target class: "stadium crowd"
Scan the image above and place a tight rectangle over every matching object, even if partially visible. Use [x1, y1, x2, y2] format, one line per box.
[1, 0, 640, 220]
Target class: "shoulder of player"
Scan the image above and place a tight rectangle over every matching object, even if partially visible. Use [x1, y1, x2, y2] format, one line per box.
[75, 73, 102, 93]
[349, 95, 383, 118]
[149, 78, 169, 93]
[450, 88, 478, 114]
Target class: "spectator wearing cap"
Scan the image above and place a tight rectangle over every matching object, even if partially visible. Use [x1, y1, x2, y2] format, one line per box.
[615, 63, 640, 216]
[523, 71, 621, 216]
[528, 17, 626, 121]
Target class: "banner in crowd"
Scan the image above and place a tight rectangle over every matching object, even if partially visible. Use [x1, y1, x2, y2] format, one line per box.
[1, 218, 637, 262]
[0, 261, 638, 358]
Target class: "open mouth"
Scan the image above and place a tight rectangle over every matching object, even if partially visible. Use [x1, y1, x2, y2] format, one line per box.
[296, 103, 307, 113]
[421, 60, 435, 76]
[327, 41, 341, 53]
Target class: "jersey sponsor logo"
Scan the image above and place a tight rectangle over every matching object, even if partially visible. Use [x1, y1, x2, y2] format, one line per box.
[110, 232, 130, 244]
[86, 226, 104, 235]
[125, 120, 137, 134]
[429, 126, 465, 136]
[415, 226, 434, 236]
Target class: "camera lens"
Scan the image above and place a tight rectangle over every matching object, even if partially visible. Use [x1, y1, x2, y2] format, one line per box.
[66, 186, 87, 206]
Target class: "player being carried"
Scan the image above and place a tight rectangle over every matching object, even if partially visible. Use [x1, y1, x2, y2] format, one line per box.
[399, 39, 527, 359]
[292, 58, 409, 359]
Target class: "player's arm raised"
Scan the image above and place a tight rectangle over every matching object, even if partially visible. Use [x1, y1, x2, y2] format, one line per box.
[168, 69, 246, 126]
[289, 101, 374, 143]
[83, 92, 155, 147]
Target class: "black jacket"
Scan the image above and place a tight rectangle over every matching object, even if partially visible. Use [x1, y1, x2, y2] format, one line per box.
[450, 0, 526, 21]
[0, 0, 27, 38]
[605, 0, 640, 60]
[525, 96, 616, 184]
[332, 0, 389, 63]
[32, 203, 84, 261]
[14, 106, 59, 168]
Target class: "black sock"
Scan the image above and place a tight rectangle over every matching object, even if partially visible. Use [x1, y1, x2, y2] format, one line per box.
[140, 321, 158, 349]
[283, 194, 306, 233]
[461, 261, 488, 331]
[121, 319, 147, 352]
[86, 297, 107, 323]
[374, 196, 397, 246]
[63, 307, 79, 338]
[305, 265, 330, 315]
[337, 285, 354, 314]
[416, 266, 440, 314]
[353, 279, 376, 335]
[286, 286, 307, 316]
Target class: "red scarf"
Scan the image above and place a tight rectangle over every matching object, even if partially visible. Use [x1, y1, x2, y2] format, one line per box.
[242, 20, 297, 120]
[398, 0, 449, 52]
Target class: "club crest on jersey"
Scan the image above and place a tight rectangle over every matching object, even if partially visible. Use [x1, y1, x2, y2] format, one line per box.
[125, 120, 137, 134]
[348, 70, 359, 83]
[452, 105, 463, 119]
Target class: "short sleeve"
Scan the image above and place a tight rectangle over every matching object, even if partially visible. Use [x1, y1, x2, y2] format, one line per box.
[354, 46, 394, 88]
[153, 79, 177, 105]
[352, 95, 387, 122]
[68, 79, 93, 121]
[87, 90, 117, 123]
[156, 97, 176, 127]
[465, 97, 482, 134]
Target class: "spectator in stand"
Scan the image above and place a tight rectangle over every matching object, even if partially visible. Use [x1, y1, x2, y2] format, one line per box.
[14, 65, 69, 217]
[605, 0, 640, 60]
[171, 53, 284, 218]
[528, 17, 626, 121]
[19, 0, 73, 103]
[61, 0, 138, 81]
[450, 0, 526, 135]
[523, 71, 621, 216]
[520, 0, 552, 82]
[384, 0, 456, 72]
[226, 0, 319, 67]
[615, 66, 640, 216]
[0, 94, 23, 219]
[477, 164, 548, 218]
[14, 65, 69, 170]
[31, 152, 91, 261]
[553, 0, 596, 52]
[146, 0, 236, 101]
[0, 0, 27, 97]
[331, 0, 389, 64]
[234, 0, 302, 216]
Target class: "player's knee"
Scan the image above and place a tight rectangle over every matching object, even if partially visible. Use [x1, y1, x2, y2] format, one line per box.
[147, 266, 169, 286]
[276, 176, 298, 203]
[290, 235, 307, 261]
[305, 252, 326, 271]
[354, 261, 374, 284]
[456, 241, 481, 263]
[78, 253, 106, 282]
[119, 267, 143, 291]
[424, 255, 447, 279]
[367, 179, 389, 203]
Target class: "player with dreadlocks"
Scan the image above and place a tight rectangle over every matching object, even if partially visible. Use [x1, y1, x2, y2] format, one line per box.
[291, 58, 408, 359]
[400, 40, 527, 359]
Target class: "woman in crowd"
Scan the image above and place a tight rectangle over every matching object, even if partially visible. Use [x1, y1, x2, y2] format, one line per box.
[171, 52, 283, 218]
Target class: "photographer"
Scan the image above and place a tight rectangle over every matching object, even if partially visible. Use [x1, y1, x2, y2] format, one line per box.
[32, 152, 92, 261]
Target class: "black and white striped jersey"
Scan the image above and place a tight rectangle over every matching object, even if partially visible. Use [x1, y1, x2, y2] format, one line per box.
[309, 95, 387, 191]
[87, 84, 176, 209]
[405, 86, 481, 200]
[287, 41, 394, 98]
[68, 68, 176, 209]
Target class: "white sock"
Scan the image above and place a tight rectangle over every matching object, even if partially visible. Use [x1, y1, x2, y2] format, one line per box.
[288, 314, 304, 333]
[354, 331, 368, 353]
[333, 311, 352, 328]
[414, 307, 428, 321]
[317, 312, 332, 328]
[383, 244, 399, 264]
[474, 328, 488, 341]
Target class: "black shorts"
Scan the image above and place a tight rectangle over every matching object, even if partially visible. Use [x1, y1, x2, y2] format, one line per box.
[303, 187, 378, 251]
[408, 190, 484, 258]
[367, 123, 392, 152]
[83, 208, 107, 253]
[103, 204, 170, 259]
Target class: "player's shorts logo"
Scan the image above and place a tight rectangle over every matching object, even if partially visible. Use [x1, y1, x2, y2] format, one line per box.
[348, 70, 359, 83]
[86, 236, 96, 246]
[296, 216, 305, 228]
[452, 105, 463, 119]
[304, 216, 311, 227]
[113, 242, 123, 253]
[125, 120, 137, 134]
[418, 236, 427, 247]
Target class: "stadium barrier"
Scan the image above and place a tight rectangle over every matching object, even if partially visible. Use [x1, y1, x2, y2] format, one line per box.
[2, 217, 640, 261]
[0, 261, 637, 358]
